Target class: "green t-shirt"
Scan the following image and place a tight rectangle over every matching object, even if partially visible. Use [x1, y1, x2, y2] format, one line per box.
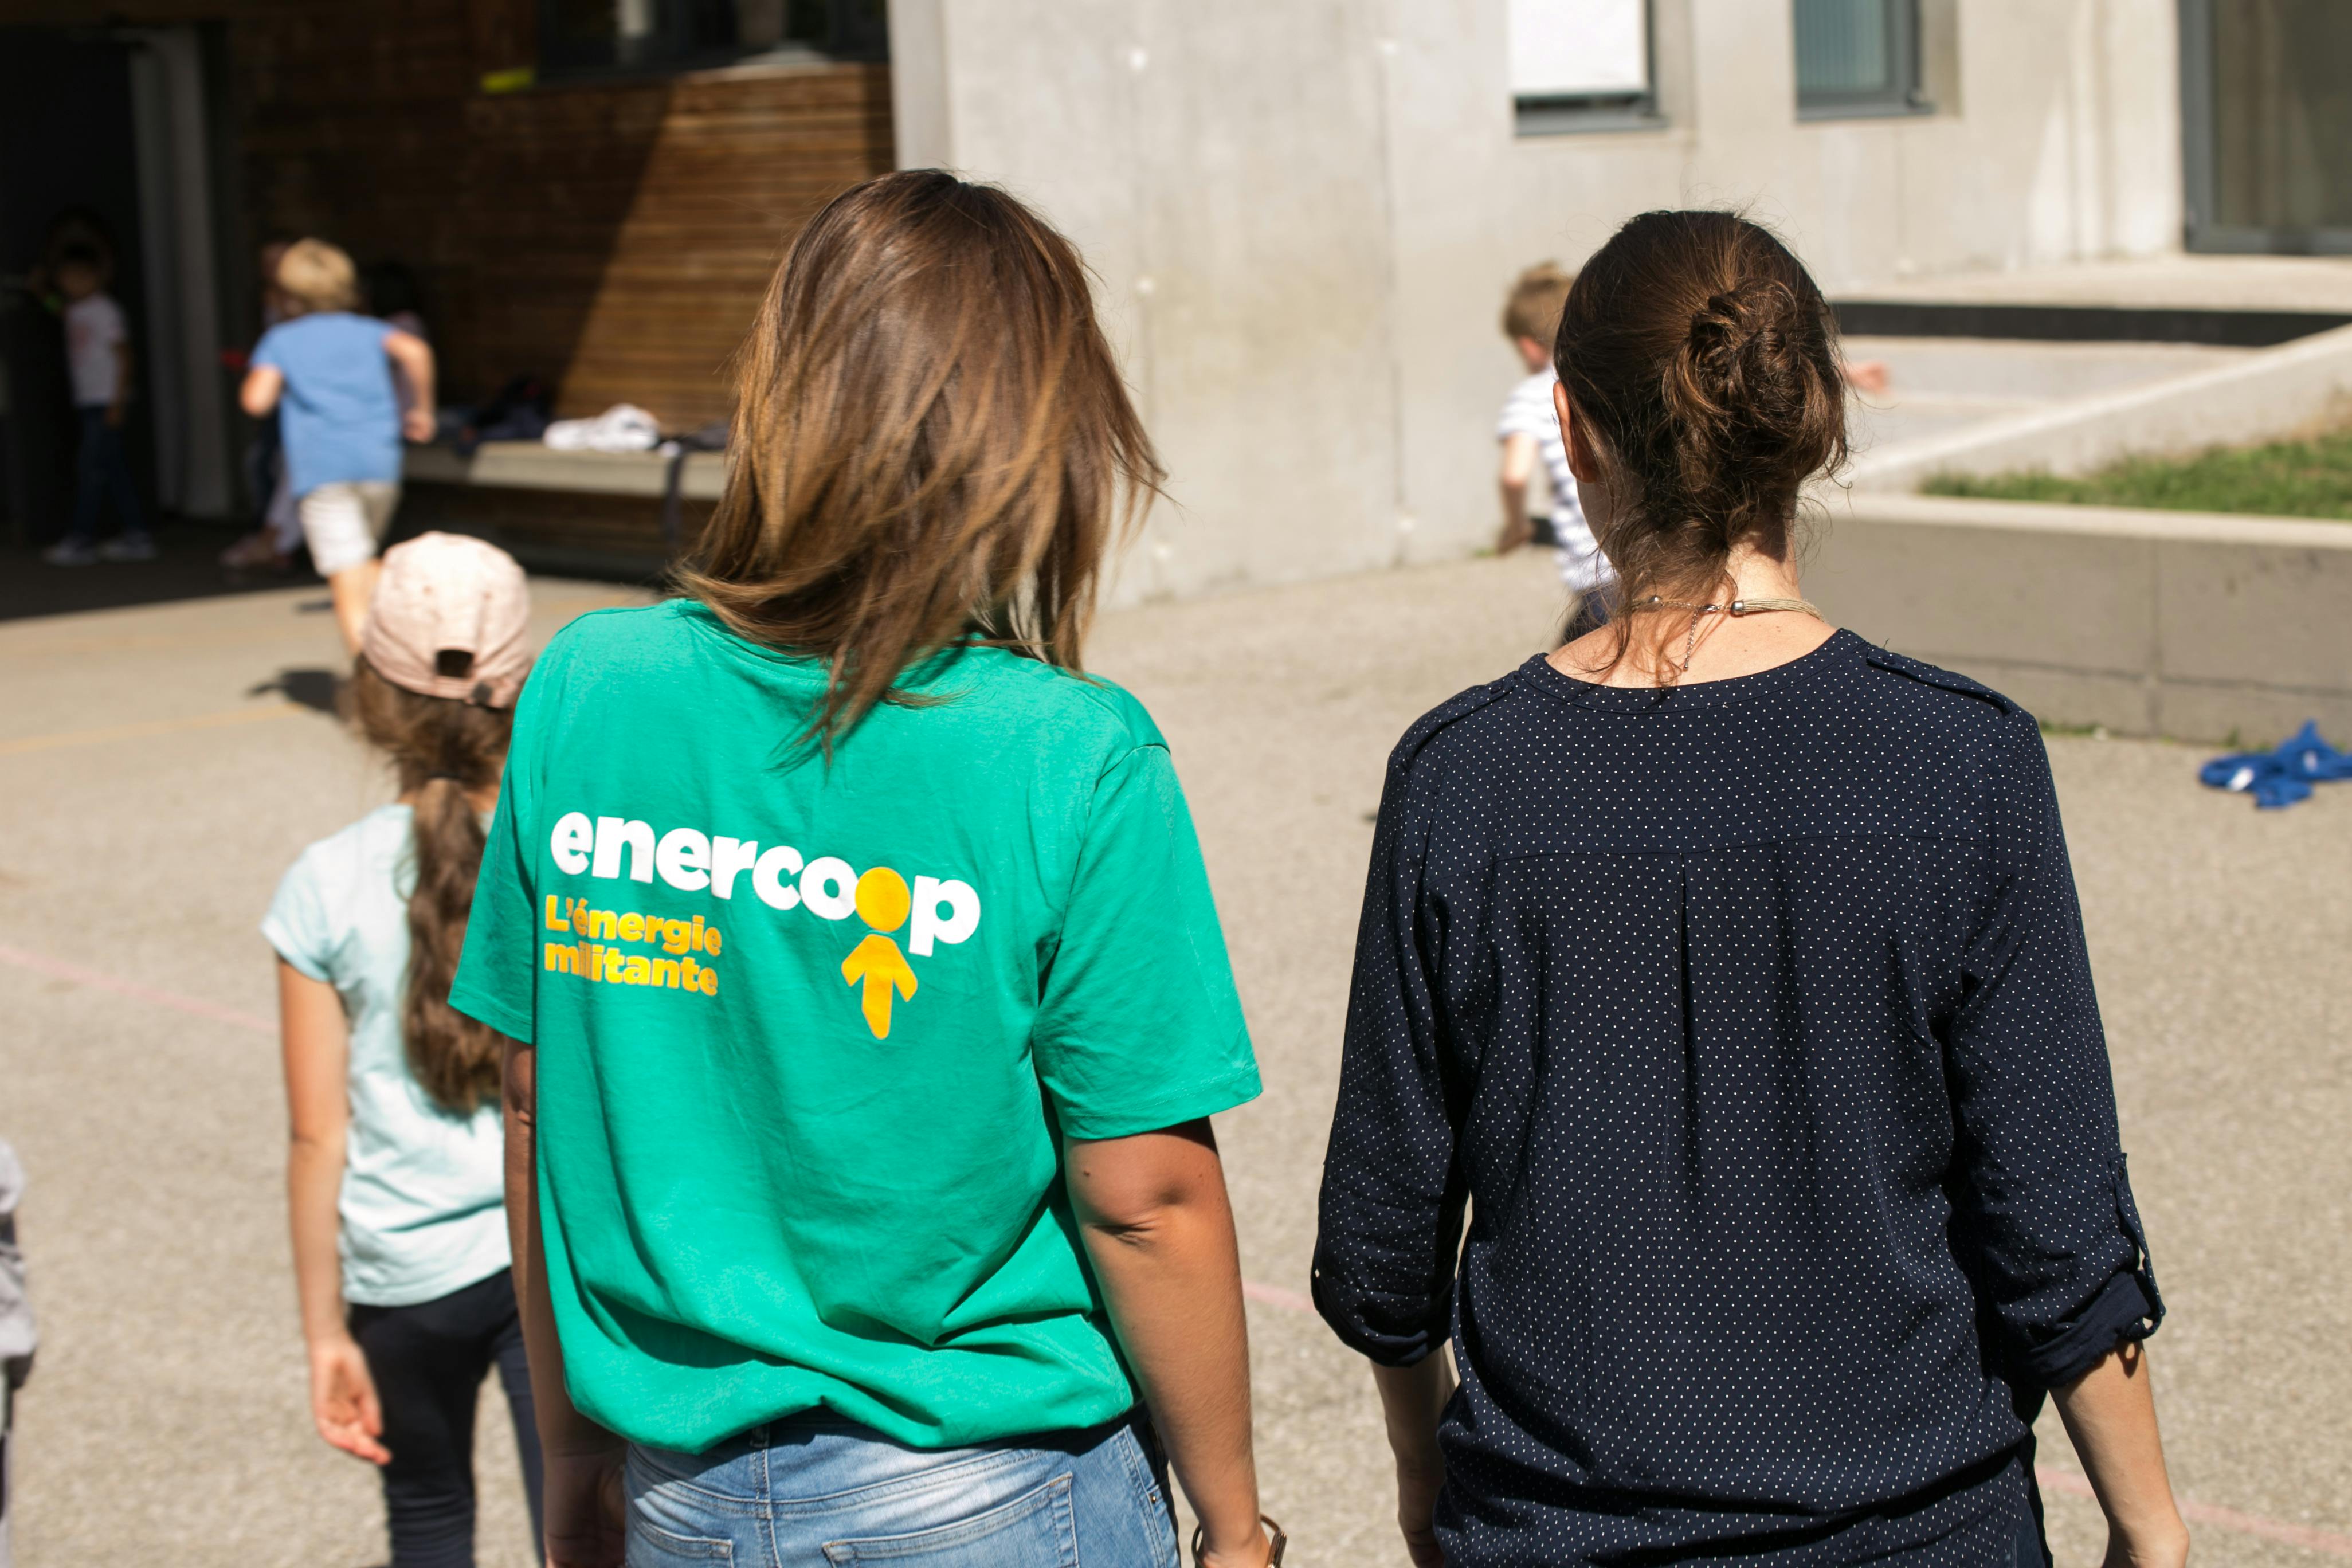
[450, 599, 1259, 1453]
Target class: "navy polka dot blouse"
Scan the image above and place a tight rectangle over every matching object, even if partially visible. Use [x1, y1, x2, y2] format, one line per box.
[1312, 630, 2161, 1566]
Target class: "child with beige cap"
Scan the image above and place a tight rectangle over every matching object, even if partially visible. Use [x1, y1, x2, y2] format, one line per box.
[263, 532, 540, 1568]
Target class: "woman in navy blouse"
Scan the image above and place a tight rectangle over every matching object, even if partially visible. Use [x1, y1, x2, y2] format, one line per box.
[1312, 211, 2187, 1568]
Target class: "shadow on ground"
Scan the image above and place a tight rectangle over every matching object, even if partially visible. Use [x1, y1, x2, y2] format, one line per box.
[0, 520, 322, 622]
[248, 668, 343, 715]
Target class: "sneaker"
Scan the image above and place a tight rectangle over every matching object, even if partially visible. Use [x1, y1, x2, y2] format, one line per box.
[100, 532, 158, 562]
[219, 530, 276, 568]
[42, 538, 99, 566]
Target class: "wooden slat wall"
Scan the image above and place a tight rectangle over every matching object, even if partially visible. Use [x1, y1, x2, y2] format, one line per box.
[227, 0, 893, 428]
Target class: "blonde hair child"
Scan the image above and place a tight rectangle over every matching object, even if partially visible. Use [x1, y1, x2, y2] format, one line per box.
[240, 238, 436, 654]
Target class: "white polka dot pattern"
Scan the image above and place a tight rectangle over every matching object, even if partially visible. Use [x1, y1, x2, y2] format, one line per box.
[1311, 630, 2161, 1565]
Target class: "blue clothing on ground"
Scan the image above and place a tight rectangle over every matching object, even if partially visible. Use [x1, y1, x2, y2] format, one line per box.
[2200, 720, 2352, 809]
[252, 312, 401, 496]
[625, 1411, 1180, 1567]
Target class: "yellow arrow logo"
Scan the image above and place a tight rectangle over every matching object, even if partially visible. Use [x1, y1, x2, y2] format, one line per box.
[840, 867, 917, 1038]
[841, 934, 916, 1038]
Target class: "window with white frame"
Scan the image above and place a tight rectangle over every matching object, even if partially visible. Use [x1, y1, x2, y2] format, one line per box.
[1793, 0, 1926, 117]
[1508, 0, 1661, 134]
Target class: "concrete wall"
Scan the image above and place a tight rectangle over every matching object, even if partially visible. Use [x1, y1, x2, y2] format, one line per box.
[891, 1, 2187, 601]
[1807, 493, 2352, 743]
[1847, 323, 2352, 492]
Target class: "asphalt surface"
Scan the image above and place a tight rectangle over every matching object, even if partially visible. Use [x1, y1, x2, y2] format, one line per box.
[1, 554, 2346, 1565]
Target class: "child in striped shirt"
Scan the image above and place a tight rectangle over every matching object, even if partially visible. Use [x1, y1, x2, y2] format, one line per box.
[1496, 262, 1610, 634]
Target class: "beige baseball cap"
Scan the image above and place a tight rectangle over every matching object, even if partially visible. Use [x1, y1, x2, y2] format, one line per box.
[362, 532, 533, 708]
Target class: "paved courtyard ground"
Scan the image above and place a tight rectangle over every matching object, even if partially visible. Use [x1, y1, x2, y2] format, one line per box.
[2, 552, 2347, 1565]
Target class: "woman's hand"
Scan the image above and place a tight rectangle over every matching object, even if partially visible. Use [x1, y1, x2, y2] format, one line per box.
[543, 1443, 628, 1568]
[307, 1333, 389, 1464]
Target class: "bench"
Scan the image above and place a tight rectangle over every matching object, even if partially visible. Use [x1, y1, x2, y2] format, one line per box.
[401, 441, 730, 577]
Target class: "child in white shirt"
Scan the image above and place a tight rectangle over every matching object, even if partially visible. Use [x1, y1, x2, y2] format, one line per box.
[1495, 263, 1609, 634]
[42, 246, 153, 566]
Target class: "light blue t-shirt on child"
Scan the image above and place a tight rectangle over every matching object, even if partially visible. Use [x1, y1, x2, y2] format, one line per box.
[252, 312, 402, 497]
[263, 803, 509, 1308]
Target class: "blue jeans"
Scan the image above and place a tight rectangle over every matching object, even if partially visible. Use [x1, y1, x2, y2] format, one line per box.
[69, 406, 146, 544]
[625, 1411, 1180, 1567]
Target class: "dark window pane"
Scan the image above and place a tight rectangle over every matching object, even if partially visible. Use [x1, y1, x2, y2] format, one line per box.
[1795, 0, 1894, 97]
[2212, 0, 2352, 230]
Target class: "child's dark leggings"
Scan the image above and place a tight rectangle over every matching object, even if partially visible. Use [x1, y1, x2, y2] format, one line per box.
[348, 1268, 545, 1568]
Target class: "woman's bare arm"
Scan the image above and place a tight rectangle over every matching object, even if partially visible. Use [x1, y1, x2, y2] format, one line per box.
[1371, 1353, 1456, 1567]
[504, 1036, 626, 1568]
[2052, 1341, 2189, 1568]
[279, 959, 389, 1464]
[1066, 1121, 1273, 1568]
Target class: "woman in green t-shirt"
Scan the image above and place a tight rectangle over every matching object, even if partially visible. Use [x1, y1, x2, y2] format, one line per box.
[452, 172, 1281, 1567]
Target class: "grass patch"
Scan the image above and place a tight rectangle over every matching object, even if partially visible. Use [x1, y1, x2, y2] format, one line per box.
[1925, 428, 2352, 520]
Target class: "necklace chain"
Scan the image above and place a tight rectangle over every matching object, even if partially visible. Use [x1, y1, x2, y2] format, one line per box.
[1624, 593, 1825, 673]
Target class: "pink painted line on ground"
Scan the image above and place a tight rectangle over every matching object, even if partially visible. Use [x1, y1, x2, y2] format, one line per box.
[1242, 1277, 1316, 1316]
[0, 942, 273, 1036]
[2042, 1466, 2352, 1559]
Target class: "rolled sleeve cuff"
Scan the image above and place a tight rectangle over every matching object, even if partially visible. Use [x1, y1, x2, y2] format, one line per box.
[1310, 1265, 1449, 1368]
[260, 916, 330, 983]
[2020, 1268, 2162, 1388]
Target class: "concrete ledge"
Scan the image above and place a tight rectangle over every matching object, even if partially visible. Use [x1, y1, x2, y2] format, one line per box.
[1805, 492, 2352, 742]
[403, 441, 728, 500]
[1847, 323, 2352, 494]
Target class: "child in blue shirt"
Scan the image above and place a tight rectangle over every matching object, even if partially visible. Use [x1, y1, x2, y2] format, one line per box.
[241, 238, 436, 653]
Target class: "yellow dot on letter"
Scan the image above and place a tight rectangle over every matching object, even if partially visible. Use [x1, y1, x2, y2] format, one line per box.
[854, 867, 911, 932]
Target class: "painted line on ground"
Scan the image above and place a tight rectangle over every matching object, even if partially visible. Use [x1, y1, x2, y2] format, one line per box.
[1234, 1286, 2352, 1561]
[0, 942, 274, 1035]
[0, 701, 304, 758]
[1241, 1278, 1316, 1315]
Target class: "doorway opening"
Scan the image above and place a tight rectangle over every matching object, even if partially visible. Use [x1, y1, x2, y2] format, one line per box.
[0, 23, 238, 551]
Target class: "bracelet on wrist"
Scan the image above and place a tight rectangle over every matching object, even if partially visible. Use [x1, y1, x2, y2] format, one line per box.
[1191, 1514, 1287, 1566]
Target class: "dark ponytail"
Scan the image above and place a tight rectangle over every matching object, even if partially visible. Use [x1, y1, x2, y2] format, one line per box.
[344, 659, 514, 1114]
[1554, 210, 1848, 669]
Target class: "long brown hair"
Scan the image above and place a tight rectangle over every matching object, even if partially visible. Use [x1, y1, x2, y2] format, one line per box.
[676, 170, 1162, 745]
[1554, 210, 1848, 671]
[344, 660, 513, 1113]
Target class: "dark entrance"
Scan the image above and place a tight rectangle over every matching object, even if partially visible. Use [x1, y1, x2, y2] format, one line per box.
[0, 30, 150, 546]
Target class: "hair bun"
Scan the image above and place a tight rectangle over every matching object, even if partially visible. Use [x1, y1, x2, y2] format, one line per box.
[1681, 279, 1801, 408]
